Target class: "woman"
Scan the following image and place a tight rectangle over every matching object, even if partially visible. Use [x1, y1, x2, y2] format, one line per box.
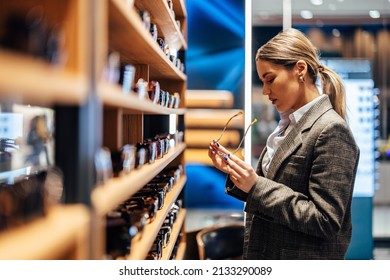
[208, 28, 360, 259]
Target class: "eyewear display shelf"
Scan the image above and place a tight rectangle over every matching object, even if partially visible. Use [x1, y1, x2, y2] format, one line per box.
[0, 0, 187, 260]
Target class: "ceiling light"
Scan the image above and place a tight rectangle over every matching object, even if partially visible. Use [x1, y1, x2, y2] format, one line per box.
[369, 10, 381, 19]
[301, 10, 313, 19]
[310, 0, 323, 5]
[332, 28, 341, 37]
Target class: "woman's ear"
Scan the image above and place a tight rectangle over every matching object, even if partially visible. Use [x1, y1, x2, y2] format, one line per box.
[296, 60, 307, 77]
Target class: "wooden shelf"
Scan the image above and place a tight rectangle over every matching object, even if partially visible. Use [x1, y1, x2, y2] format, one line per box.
[0, 205, 90, 260]
[185, 109, 245, 128]
[0, 50, 88, 106]
[186, 90, 234, 109]
[186, 128, 241, 148]
[92, 143, 186, 216]
[127, 179, 186, 260]
[109, 0, 186, 81]
[135, 0, 187, 51]
[185, 148, 213, 166]
[185, 148, 244, 166]
[173, 240, 186, 260]
[99, 81, 186, 115]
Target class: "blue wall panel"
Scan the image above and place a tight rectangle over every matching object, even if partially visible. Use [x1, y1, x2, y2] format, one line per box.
[185, 163, 244, 209]
[186, 0, 246, 210]
[346, 197, 374, 259]
[187, 0, 245, 109]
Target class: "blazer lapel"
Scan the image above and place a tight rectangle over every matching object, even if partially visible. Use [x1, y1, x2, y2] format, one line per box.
[264, 95, 333, 180]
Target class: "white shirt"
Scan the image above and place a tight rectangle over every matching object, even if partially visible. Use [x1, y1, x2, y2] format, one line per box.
[262, 95, 322, 175]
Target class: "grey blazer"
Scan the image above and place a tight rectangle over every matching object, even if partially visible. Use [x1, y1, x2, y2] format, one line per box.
[226, 95, 360, 259]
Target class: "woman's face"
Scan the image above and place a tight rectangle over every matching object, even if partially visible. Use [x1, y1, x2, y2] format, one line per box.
[256, 59, 304, 113]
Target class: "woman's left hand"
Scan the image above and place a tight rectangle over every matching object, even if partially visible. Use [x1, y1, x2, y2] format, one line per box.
[210, 140, 258, 193]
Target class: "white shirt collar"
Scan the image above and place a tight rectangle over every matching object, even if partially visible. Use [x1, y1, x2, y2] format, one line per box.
[262, 95, 322, 175]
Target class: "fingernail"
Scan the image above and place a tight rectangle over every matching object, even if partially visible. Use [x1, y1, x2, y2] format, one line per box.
[227, 153, 231, 157]
[224, 156, 228, 161]
[216, 142, 220, 147]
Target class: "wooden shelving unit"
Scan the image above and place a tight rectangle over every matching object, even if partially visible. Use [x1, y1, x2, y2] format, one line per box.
[0, 0, 187, 260]
[92, 0, 188, 260]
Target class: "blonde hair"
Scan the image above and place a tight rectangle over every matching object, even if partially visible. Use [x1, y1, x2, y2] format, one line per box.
[256, 28, 346, 120]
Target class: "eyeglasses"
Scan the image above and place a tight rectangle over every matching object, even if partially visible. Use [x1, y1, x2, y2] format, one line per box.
[216, 112, 257, 155]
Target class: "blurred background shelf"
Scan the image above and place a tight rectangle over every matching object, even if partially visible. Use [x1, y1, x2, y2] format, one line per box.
[0, 50, 87, 106]
[186, 90, 234, 109]
[0, 205, 90, 260]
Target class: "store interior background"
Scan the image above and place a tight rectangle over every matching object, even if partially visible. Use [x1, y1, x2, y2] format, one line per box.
[184, 0, 390, 260]
[1, 0, 389, 261]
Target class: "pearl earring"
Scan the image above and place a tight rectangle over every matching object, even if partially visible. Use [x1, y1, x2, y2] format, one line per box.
[299, 76, 305, 83]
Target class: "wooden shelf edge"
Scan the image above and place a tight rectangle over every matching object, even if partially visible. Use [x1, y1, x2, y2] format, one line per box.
[0, 50, 88, 106]
[174, 0, 187, 18]
[186, 129, 241, 148]
[127, 178, 186, 260]
[92, 143, 186, 216]
[185, 108, 245, 128]
[185, 89, 234, 109]
[185, 148, 244, 166]
[0, 204, 90, 260]
[161, 209, 186, 260]
[174, 241, 186, 260]
[99, 82, 185, 115]
[185, 148, 213, 166]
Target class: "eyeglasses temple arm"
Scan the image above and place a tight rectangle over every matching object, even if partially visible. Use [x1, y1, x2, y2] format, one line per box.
[233, 118, 257, 154]
[215, 111, 243, 142]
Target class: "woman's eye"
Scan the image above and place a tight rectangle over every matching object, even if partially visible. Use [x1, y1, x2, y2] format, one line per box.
[267, 78, 274, 83]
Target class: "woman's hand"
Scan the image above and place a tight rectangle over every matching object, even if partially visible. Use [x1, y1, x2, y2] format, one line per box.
[209, 140, 258, 193]
[208, 139, 230, 174]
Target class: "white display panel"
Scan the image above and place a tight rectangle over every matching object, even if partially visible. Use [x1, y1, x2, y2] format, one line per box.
[345, 79, 376, 196]
[322, 59, 377, 197]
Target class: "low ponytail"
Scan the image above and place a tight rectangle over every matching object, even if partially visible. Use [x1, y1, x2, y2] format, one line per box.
[319, 65, 346, 120]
